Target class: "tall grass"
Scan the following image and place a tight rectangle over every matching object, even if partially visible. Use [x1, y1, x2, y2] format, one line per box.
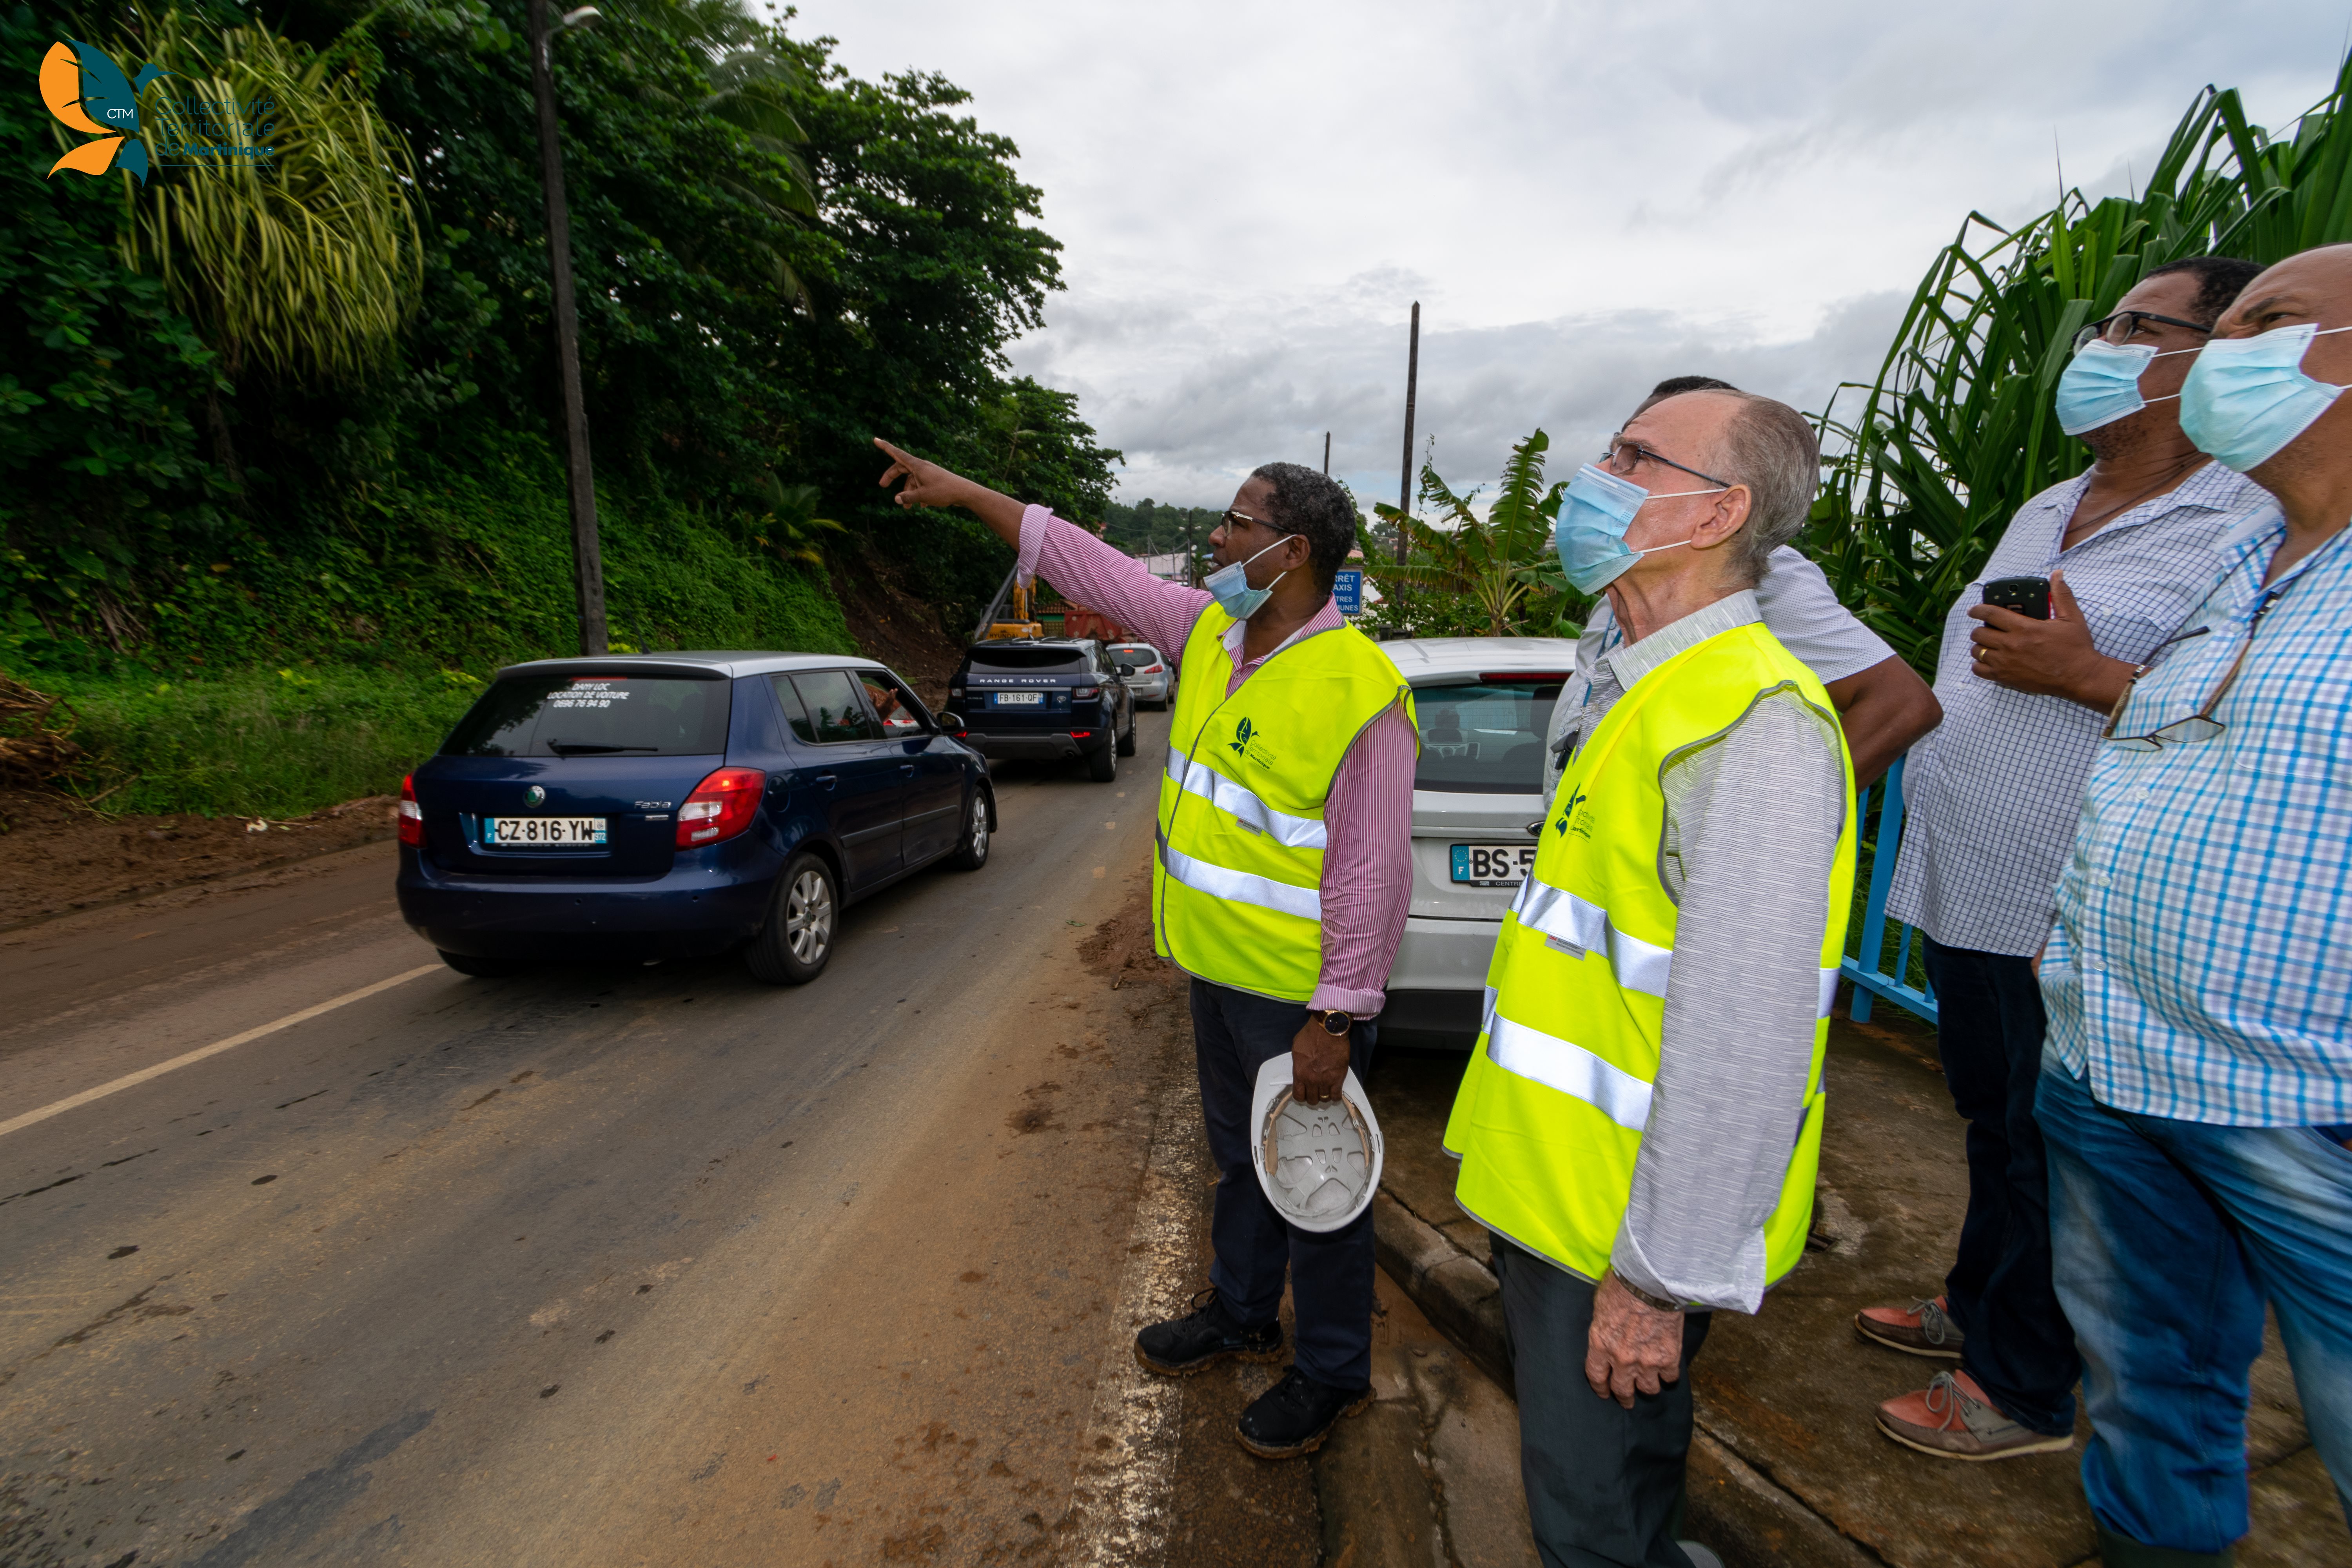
[1812, 54, 2352, 670]
[48, 666, 481, 818]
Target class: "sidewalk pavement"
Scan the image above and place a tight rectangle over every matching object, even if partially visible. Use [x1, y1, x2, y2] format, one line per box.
[1363, 1007, 2352, 1568]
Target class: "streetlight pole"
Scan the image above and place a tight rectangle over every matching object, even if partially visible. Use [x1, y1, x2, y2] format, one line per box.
[530, 0, 609, 657]
[1397, 301, 1419, 565]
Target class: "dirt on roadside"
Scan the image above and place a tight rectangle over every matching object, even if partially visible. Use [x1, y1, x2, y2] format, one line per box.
[0, 787, 397, 931]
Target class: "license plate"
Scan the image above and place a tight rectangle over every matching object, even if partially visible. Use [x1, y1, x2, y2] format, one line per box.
[485, 816, 607, 846]
[1451, 843, 1535, 886]
[991, 691, 1045, 707]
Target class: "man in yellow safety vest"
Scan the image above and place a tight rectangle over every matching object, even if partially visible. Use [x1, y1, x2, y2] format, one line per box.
[877, 437, 1419, 1460]
[1444, 390, 1857, 1564]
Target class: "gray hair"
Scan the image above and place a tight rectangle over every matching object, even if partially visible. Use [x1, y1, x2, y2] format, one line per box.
[1706, 392, 1820, 586]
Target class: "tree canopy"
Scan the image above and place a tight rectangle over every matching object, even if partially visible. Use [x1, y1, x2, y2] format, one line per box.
[2, 0, 1119, 673]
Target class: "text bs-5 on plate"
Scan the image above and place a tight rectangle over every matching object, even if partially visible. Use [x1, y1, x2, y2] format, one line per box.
[1451, 843, 1535, 886]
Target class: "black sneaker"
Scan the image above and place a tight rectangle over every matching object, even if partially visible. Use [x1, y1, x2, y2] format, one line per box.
[1133, 1287, 1282, 1376]
[1235, 1367, 1374, 1459]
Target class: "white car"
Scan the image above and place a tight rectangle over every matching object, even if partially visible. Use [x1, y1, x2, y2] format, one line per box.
[1379, 636, 1579, 1047]
[1108, 641, 1174, 708]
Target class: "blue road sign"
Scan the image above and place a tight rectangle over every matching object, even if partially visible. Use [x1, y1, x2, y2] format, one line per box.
[1333, 567, 1363, 616]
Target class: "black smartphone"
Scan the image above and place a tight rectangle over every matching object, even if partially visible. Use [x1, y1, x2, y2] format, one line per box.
[1982, 575, 2051, 619]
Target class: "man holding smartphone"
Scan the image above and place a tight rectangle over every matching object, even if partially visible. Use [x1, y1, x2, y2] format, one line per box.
[1859, 258, 2273, 1460]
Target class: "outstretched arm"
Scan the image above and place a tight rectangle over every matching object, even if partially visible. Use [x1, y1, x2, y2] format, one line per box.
[876, 437, 1211, 668]
[875, 439, 1026, 543]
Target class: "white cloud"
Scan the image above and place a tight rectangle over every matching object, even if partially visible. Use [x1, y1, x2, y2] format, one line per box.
[785, 0, 2349, 505]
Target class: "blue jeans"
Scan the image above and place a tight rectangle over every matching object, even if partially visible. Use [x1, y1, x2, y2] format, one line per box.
[1191, 980, 1378, 1390]
[1921, 938, 2078, 1434]
[2037, 1062, 2352, 1551]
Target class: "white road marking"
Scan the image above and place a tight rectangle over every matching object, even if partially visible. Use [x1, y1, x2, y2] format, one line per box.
[0, 964, 441, 1142]
[1064, 1065, 1204, 1564]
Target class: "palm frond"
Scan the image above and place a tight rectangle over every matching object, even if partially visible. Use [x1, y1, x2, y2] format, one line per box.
[115, 7, 423, 385]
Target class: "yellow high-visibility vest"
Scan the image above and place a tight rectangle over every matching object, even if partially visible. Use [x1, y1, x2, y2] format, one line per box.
[1153, 605, 1415, 1002]
[1443, 621, 1856, 1289]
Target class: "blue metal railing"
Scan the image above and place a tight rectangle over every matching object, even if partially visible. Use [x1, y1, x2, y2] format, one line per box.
[1840, 755, 1939, 1027]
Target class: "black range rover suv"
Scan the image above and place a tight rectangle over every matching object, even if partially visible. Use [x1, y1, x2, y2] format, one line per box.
[945, 638, 1138, 782]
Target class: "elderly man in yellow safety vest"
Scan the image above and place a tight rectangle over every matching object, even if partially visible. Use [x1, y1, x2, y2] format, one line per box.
[1445, 390, 1857, 1566]
[875, 436, 1419, 1463]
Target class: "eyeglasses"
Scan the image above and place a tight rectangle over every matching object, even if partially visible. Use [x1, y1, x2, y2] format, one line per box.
[2071, 310, 2213, 354]
[1599, 436, 1734, 489]
[1218, 508, 1293, 537]
[2103, 585, 2293, 751]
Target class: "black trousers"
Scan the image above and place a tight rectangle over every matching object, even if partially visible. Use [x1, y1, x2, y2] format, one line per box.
[1190, 979, 1377, 1391]
[1492, 1234, 1712, 1568]
[1921, 936, 2079, 1436]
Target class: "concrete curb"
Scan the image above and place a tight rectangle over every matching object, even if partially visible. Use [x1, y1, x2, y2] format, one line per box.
[1370, 1188, 1887, 1568]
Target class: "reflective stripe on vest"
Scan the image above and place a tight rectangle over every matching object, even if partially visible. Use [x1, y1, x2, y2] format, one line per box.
[1484, 1009, 1653, 1132]
[1512, 875, 1842, 1018]
[1158, 837, 1323, 922]
[1165, 747, 1328, 849]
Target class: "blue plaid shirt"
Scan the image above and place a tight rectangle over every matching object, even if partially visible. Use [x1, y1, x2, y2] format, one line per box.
[2043, 508, 2352, 1127]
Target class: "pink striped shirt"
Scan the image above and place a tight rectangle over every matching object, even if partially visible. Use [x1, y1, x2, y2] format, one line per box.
[1016, 506, 1416, 1015]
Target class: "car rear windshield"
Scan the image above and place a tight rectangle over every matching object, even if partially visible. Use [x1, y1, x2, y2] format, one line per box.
[442, 672, 732, 757]
[1108, 644, 1160, 663]
[1412, 679, 1564, 794]
[966, 644, 1089, 670]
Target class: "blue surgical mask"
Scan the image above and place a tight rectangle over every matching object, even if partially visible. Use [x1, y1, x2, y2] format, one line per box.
[1204, 534, 1289, 619]
[2180, 322, 2352, 472]
[1552, 463, 1727, 595]
[2054, 339, 2196, 436]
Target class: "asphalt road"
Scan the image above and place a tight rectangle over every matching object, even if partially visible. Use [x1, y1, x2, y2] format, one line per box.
[0, 710, 1195, 1568]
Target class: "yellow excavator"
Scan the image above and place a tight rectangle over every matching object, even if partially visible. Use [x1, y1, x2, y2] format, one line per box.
[971, 568, 1045, 641]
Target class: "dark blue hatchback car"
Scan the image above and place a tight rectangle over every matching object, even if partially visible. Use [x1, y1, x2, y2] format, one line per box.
[396, 653, 993, 984]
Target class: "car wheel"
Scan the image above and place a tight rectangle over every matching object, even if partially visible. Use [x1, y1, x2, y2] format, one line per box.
[1117, 709, 1137, 756]
[946, 788, 992, 870]
[745, 850, 838, 985]
[439, 949, 528, 978]
[1086, 741, 1118, 783]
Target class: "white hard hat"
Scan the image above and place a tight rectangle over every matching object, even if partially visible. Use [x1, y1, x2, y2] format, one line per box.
[1250, 1056, 1383, 1233]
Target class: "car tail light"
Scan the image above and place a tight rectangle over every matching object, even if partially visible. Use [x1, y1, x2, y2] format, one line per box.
[1144, 664, 1163, 673]
[398, 775, 425, 848]
[1069, 730, 1093, 739]
[676, 766, 766, 848]
[1072, 684, 1101, 700]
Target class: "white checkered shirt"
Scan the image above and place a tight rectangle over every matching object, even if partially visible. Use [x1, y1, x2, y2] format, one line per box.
[2042, 509, 2352, 1127]
[1888, 463, 2269, 955]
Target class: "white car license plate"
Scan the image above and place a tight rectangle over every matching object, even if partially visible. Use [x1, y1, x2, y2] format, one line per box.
[1451, 843, 1535, 886]
[485, 816, 607, 846]
[992, 691, 1045, 706]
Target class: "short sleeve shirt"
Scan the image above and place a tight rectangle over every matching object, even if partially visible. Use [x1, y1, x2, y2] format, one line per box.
[1543, 546, 1894, 796]
[1885, 463, 2267, 956]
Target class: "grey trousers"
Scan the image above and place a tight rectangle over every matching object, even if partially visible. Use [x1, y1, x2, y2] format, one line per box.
[1492, 1233, 1713, 1568]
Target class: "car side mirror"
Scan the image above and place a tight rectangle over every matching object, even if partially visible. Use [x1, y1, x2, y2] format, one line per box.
[1116, 662, 1135, 676]
[942, 712, 966, 733]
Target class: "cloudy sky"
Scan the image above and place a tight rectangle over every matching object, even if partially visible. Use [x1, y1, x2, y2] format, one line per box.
[788, 0, 2347, 510]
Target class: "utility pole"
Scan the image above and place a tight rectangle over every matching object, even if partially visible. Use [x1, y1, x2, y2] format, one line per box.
[1397, 301, 1419, 565]
[531, 0, 609, 656]
[1323, 431, 1330, 477]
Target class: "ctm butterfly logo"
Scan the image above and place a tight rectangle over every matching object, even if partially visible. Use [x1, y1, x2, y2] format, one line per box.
[40, 38, 169, 183]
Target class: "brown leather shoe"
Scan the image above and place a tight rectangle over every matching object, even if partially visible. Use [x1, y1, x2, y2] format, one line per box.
[1855, 1294, 1964, 1359]
[1876, 1370, 2073, 1461]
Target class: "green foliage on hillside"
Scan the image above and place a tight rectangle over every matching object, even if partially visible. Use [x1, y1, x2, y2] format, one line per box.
[1101, 499, 1221, 561]
[1, 0, 1117, 690]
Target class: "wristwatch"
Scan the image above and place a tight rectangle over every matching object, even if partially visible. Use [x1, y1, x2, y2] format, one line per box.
[1311, 1008, 1353, 1037]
